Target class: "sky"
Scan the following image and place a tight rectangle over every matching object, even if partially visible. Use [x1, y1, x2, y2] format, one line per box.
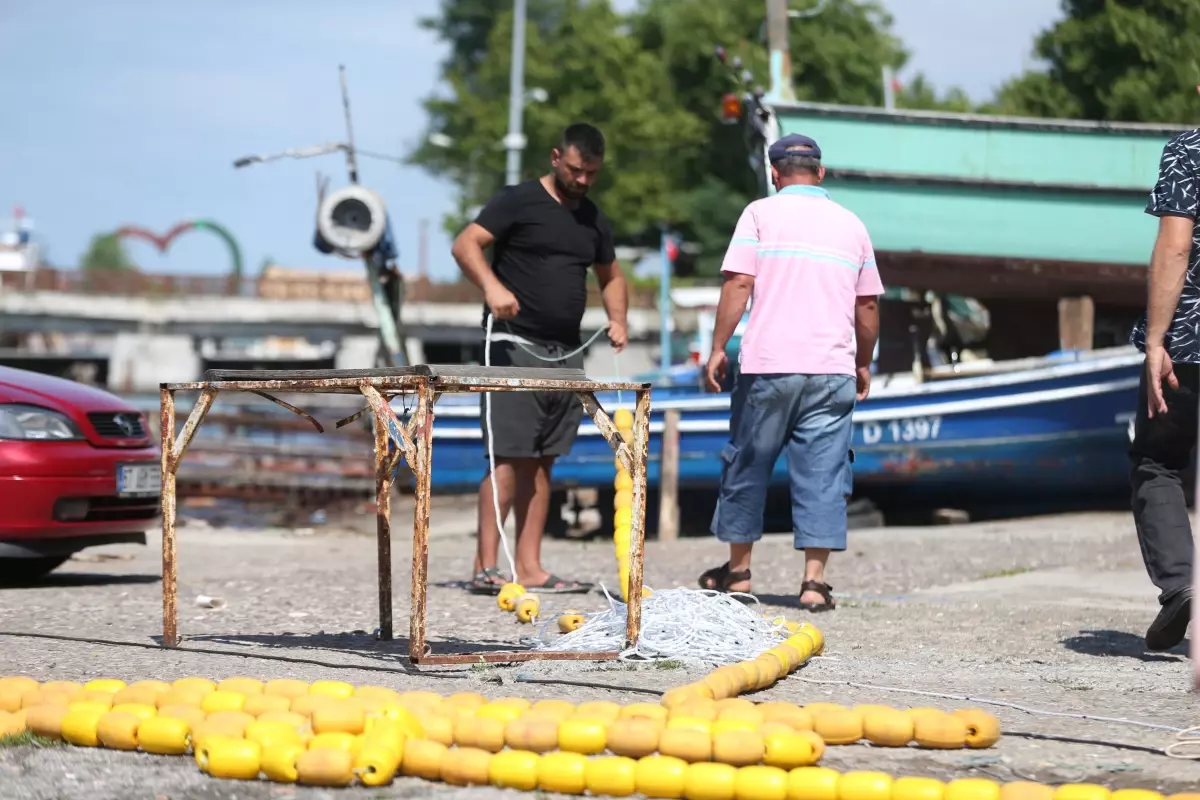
[0, 0, 1063, 282]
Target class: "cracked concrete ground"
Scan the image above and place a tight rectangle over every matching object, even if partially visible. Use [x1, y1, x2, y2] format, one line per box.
[1, 496, 1198, 799]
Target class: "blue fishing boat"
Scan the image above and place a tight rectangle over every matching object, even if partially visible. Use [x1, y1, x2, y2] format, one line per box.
[407, 345, 1142, 500]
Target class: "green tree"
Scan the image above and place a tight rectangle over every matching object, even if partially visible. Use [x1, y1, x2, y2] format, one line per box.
[895, 74, 974, 113]
[419, 0, 560, 83]
[411, 0, 705, 243]
[80, 233, 134, 272]
[412, 0, 940, 274]
[988, 0, 1200, 124]
[629, 0, 908, 272]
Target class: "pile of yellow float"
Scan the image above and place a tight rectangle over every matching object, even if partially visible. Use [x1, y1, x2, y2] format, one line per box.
[612, 407, 637, 602]
[0, 618, 1181, 800]
[491, 406, 642, 634]
[0, 667, 1000, 795]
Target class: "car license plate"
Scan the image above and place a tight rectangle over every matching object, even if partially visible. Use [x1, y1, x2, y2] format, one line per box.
[117, 463, 160, 497]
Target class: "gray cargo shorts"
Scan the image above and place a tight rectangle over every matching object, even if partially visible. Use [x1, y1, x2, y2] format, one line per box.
[479, 340, 585, 460]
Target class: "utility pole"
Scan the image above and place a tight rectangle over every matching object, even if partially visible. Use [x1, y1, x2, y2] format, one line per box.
[659, 230, 673, 375]
[338, 65, 360, 185]
[417, 218, 429, 282]
[505, 0, 529, 186]
[882, 65, 897, 111]
[765, 0, 795, 103]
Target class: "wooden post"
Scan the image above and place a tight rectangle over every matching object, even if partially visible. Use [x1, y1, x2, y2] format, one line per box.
[658, 408, 681, 543]
[1057, 296, 1094, 352]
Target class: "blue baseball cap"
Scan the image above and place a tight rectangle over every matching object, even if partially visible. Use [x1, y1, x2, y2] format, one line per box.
[768, 134, 821, 163]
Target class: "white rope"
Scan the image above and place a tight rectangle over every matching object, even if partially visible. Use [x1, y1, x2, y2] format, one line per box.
[530, 586, 791, 666]
[483, 314, 518, 583]
[499, 321, 611, 362]
[614, 351, 624, 408]
[1166, 726, 1200, 759]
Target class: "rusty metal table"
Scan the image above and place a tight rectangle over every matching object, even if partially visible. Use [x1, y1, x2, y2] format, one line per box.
[158, 365, 652, 665]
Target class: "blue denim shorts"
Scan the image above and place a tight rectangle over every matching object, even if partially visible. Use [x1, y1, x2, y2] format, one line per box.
[710, 373, 856, 551]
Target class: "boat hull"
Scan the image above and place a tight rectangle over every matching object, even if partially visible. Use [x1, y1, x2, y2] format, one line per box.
[413, 348, 1143, 500]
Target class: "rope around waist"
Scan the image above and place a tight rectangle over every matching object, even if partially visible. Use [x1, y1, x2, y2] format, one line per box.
[485, 321, 610, 363]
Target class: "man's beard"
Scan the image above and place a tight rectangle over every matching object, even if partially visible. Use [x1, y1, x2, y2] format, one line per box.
[554, 172, 588, 199]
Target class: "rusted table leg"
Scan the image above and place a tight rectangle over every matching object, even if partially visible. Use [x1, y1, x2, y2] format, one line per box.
[409, 381, 435, 662]
[576, 391, 634, 474]
[625, 387, 652, 649]
[161, 388, 179, 648]
[174, 388, 218, 463]
[161, 386, 218, 648]
[371, 394, 394, 642]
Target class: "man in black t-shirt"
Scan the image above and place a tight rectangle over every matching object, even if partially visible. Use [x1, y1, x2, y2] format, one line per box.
[451, 122, 629, 595]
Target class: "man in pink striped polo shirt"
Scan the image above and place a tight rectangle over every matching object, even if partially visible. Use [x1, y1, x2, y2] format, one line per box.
[699, 133, 883, 612]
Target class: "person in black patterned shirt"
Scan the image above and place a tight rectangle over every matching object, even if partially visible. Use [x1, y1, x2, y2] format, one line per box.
[1129, 127, 1200, 652]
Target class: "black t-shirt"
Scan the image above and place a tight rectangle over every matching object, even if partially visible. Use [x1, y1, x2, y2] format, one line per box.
[474, 179, 615, 347]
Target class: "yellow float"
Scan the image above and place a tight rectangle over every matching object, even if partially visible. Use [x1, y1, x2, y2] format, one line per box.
[2, 631, 1087, 798]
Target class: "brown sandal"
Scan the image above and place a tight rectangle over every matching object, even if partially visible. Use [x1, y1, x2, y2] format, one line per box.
[799, 580, 837, 612]
[699, 562, 754, 602]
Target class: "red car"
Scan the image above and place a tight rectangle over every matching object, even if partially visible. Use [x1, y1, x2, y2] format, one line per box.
[0, 366, 160, 579]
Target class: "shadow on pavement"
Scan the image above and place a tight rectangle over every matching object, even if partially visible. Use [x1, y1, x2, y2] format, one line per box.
[0, 629, 465, 679]
[0, 573, 161, 590]
[185, 630, 556, 671]
[1061, 628, 1188, 662]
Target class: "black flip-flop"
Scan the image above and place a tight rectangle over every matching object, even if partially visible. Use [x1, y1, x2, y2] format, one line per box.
[467, 567, 507, 595]
[799, 580, 837, 612]
[527, 573, 593, 595]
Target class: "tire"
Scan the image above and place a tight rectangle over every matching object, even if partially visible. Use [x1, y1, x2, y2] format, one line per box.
[0, 556, 70, 584]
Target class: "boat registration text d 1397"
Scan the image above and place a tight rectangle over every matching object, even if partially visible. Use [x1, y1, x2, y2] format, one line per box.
[117, 463, 160, 497]
[859, 416, 943, 445]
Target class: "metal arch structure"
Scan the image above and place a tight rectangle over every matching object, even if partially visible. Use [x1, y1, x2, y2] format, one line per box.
[114, 219, 245, 287]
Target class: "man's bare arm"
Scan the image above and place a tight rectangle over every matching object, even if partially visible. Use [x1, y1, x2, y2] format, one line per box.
[452, 223, 518, 318]
[593, 261, 628, 328]
[712, 273, 754, 353]
[1146, 215, 1193, 347]
[854, 296, 880, 369]
[451, 223, 501, 293]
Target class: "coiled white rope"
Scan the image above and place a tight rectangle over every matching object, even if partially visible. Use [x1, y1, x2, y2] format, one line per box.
[1164, 726, 1200, 758]
[530, 586, 791, 666]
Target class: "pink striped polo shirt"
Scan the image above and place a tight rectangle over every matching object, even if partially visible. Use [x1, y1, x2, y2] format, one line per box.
[720, 184, 884, 376]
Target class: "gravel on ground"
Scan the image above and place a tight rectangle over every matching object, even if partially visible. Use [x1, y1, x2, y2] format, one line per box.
[1, 497, 1198, 799]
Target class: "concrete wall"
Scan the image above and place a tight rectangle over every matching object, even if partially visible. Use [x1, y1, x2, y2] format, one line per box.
[335, 336, 382, 370]
[0, 292, 676, 340]
[95, 332, 658, 392]
[108, 333, 201, 394]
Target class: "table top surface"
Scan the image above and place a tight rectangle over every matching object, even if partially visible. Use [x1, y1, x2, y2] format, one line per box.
[161, 365, 651, 393]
